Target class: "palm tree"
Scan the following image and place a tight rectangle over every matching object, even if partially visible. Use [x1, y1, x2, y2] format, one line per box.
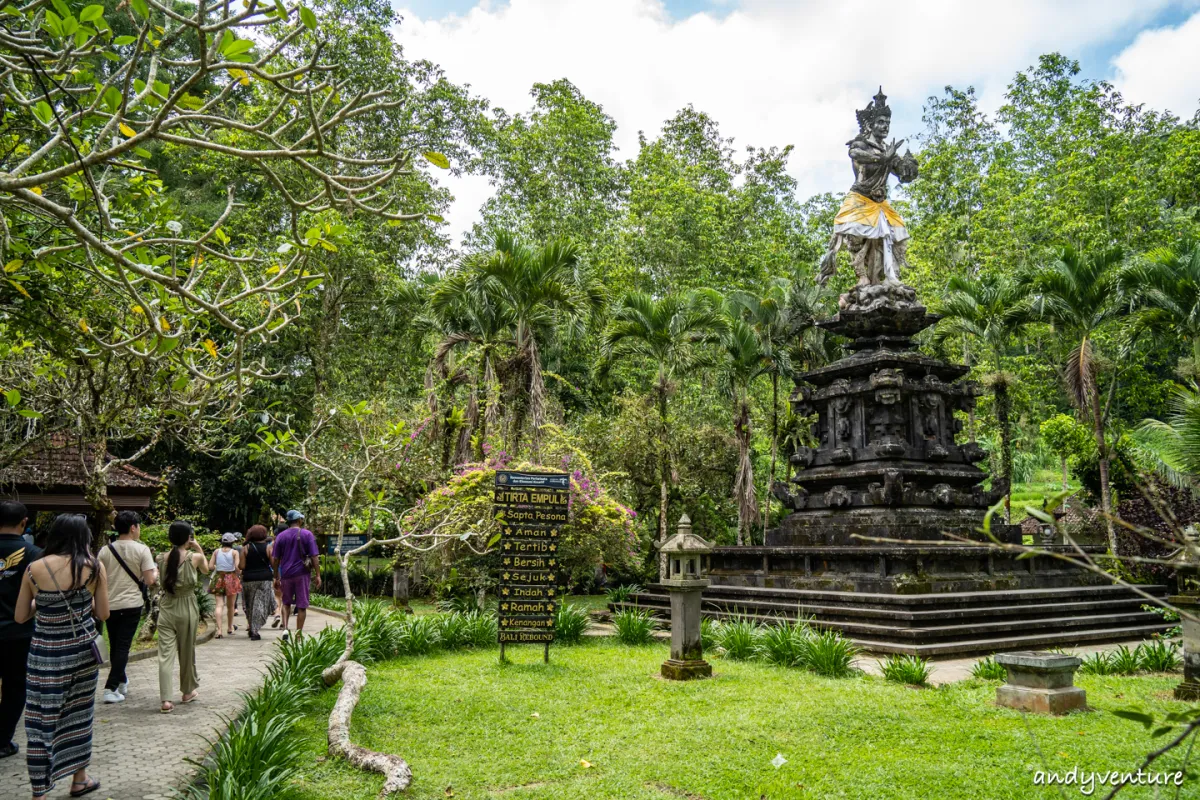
[721, 318, 766, 545]
[725, 278, 832, 541]
[600, 291, 725, 572]
[1022, 246, 1126, 552]
[429, 277, 515, 460]
[436, 231, 601, 461]
[1133, 383, 1200, 490]
[1120, 240, 1200, 378]
[932, 274, 1028, 519]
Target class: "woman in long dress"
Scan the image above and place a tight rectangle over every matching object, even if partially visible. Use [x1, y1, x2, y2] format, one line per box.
[156, 521, 209, 713]
[240, 525, 274, 640]
[14, 513, 110, 799]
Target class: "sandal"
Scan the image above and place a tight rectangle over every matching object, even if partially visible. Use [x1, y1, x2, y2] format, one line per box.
[69, 777, 100, 797]
[214, 633, 224, 639]
[160, 702, 174, 713]
[181, 691, 198, 704]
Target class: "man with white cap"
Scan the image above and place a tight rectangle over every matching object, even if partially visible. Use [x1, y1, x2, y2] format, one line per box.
[271, 510, 320, 640]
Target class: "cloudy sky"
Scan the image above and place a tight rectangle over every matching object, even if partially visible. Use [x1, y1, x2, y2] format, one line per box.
[392, 0, 1200, 244]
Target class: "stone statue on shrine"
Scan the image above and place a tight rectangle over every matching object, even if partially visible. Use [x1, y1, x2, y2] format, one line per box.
[817, 87, 918, 288]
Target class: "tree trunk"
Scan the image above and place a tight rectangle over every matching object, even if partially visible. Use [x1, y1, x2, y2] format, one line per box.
[391, 565, 409, 610]
[326, 661, 411, 797]
[657, 387, 670, 581]
[764, 372, 778, 545]
[995, 380, 1013, 524]
[528, 336, 546, 463]
[733, 396, 758, 546]
[1061, 457, 1069, 491]
[1089, 385, 1118, 554]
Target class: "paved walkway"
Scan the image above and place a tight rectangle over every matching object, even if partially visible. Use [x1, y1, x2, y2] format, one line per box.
[856, 639, 1155, 684]
[4, 609, 339, 800]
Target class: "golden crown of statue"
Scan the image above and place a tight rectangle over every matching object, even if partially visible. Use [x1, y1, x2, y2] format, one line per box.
[855, 87, 891, 133]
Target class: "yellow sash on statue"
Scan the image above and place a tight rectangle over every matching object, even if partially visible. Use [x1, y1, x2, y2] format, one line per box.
[833, 191, 906, 233]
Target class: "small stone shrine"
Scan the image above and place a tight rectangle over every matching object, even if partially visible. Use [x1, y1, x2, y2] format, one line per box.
[995, 651, 1087, 715]
[659, 515, 713, 681]
[612, 88, 1171, 656]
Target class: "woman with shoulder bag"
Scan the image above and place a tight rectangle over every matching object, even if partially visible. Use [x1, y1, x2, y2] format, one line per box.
[14, 513, 109, 799]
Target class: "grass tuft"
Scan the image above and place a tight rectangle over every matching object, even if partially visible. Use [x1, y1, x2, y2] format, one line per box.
[612, 608, 657, 645]
[970, 656, 1007, 681]
[879, 654, 932, 686]
[554, 602, 592, 644]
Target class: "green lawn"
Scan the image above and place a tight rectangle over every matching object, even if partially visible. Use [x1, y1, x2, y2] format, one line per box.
[279, 640, 1192, 800]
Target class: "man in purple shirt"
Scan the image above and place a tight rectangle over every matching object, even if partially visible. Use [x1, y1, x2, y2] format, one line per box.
[271, 510, 321, 640]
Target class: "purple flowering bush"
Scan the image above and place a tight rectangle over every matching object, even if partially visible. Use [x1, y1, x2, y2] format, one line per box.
[407, 448, 640, 590]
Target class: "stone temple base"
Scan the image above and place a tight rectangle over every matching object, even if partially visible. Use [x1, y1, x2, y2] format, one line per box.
[996, 684, 1087, 715]
[661, 659, 712, 680]
[1174, 681, 1200, 701]
[995, 651, 1088, 715]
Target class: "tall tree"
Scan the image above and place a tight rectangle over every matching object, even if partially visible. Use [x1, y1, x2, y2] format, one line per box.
[1022, 247, 1127, 551]
[721, 318, 765, 545]
[436, 231, 601, 460]
[600, 291, 724, 570]
[933, 274, 1029, 518]
[1120, 241, 1200, 379]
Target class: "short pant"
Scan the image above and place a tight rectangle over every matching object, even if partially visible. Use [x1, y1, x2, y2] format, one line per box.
[279, 574, 311, 609]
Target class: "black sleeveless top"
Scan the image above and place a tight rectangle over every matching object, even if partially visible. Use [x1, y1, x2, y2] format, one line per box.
[242, 542, 273, 582]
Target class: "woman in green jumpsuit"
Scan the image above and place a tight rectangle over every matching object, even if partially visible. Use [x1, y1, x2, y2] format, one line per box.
[156, 522, 210, 713]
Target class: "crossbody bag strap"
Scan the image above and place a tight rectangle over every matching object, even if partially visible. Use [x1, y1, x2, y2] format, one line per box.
[107, 543, 150, 608]
[45, 566, 87, 640]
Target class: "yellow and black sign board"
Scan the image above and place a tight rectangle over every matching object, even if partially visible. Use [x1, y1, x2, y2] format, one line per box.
[494, 471, 570, 659]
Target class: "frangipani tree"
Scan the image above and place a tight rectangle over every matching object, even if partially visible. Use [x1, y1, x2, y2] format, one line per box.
[250, 399, 491, 793]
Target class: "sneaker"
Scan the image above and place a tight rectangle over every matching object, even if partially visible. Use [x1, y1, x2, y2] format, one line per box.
[0, 741, 17, 759]
[271, 616, 281, 628]
[281, 632, 289, 642]
[117, 681, 128, 695]
[103, 690, 125, 704]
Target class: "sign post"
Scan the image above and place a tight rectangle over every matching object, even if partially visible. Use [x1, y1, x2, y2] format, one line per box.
[493, 470, 569, 663]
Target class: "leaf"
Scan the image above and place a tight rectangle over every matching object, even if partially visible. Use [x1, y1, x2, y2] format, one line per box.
[425, 214, 444, 223]
[80, 4, 104, 22]
[3, 389, 20, 407]
[119, 122, 136, 138]
[1112, 709, 1155, 728]
[131, 304, 144, 315]
[203, 339, 219, 359]
[156, 336, 179, 353]
[17, 409, 42, 419]
[579, 760, 592, 769]
[222, 38, 252, 57]
[159, 316, 171, 332]
[8, 280, 30, 298]
[79, 319, 90, 333]
[3, 259, 22, 274]
[133, 146, 152, 159]
[228, 68, 250, 86]
[172, 375, 189, 391]
[422, 151, 450, 169]
[130, 0, 148, 17]
[299, 4, 316, 29]
[49, 0, 68, 17]
[32, 101, 53, 124]
[486, 532, 501, 550]
[113, 35, 136, 45]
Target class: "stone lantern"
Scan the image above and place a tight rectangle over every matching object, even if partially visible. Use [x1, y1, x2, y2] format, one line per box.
[658, 514, 712, 680]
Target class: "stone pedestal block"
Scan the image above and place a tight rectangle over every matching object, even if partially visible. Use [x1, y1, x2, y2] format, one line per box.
[995, 651, 1087, 715]
[661, 659, 713, 680]
[1171, 594, 1200, 701]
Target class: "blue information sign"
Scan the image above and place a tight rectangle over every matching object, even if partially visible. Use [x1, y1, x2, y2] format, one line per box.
[326, 533, 370, 555]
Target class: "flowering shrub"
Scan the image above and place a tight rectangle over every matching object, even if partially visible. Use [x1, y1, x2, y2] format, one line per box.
[404, 446, 639, 590]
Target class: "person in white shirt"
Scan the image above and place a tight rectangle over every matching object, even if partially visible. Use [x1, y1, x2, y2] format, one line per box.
[97, 511, 157, 704]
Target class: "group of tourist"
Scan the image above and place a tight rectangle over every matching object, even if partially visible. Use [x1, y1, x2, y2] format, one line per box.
[0, 501, 321, 799]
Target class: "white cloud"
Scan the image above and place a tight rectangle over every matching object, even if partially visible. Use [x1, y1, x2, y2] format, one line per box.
[1112, 10, 1200, 119]
[397, 0, 1197, 245]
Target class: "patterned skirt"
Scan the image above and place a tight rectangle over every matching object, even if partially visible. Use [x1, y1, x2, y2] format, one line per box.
[25, 588, 99, 796]
[242, 580, 274, 634]
[210, 571, 243, 596]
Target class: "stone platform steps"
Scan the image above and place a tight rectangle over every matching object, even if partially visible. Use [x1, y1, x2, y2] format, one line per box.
[610, 583, 1171, 657]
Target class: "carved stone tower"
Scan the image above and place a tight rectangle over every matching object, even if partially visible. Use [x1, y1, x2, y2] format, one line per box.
[770, 283, 1019, 548]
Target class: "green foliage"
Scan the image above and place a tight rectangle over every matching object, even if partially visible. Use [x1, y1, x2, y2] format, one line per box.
[604, 584, 640, 605]
[1079, 651, 1118, 676]
[879, 654, 933, 686]
[714, 617, 760, 661]
[699, 616, 719, 652]
[970, 656, 1008, 681]
[802, 630, 860, 678]
[194, 582, 215, 621]
[612, 608, 657, 646]
[553, 602, 592, 645]
[141, 524, 220, 555]
[1138, 640, 1182, 673]
[755, 620, 811, 668]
